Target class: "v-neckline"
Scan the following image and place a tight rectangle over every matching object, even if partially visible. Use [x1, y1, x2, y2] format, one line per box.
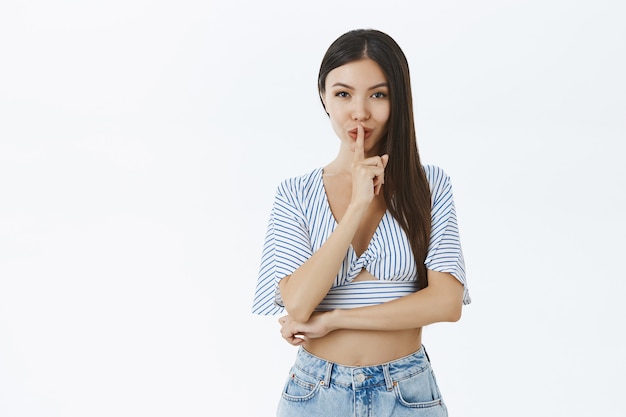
[319, 168, 388, 258]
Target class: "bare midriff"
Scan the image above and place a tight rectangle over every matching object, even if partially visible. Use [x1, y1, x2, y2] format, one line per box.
[304, 327, 422, 367]
[304, 269, 422, 367]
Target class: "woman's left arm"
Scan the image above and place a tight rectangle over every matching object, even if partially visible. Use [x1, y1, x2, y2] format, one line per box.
[279, 269, 464, 345]
[333, 270, 464, 330]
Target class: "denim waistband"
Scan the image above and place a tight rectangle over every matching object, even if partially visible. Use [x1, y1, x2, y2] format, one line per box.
[293, 346, 431, 391]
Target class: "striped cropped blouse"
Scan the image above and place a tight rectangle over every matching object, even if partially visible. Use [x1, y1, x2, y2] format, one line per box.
[251, 165, 470, 316]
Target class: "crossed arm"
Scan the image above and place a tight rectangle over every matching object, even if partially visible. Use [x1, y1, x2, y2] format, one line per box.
[279, 269, 465, 346]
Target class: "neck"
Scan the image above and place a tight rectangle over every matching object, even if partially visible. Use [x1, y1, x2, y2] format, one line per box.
[325, 150, 353, 175]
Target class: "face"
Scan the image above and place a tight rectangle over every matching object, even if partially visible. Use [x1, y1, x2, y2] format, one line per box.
[321, 58, 390, 156]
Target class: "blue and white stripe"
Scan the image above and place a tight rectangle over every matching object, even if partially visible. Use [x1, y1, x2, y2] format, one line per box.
[251, 165, 470, 316]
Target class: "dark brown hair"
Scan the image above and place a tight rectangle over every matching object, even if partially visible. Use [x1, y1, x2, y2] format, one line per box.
[318, 29, 432, 289]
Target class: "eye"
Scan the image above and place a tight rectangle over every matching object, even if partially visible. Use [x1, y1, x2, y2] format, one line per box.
[335, 91, 350, 98]
[371, 92, 387, 99]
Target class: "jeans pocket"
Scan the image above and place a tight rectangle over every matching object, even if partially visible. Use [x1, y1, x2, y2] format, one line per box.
[393, 366, 445, 410]
[281, 366, 322, 402]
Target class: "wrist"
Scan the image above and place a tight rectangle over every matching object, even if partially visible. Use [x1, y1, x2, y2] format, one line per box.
[344, 201, 369, 219]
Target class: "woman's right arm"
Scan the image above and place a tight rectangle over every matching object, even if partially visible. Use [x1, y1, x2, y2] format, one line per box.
[278, 201, 366, 322]
[279, 125, 387, 322]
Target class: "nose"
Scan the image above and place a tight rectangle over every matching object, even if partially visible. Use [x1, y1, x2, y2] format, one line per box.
[351, 99, 370, 121]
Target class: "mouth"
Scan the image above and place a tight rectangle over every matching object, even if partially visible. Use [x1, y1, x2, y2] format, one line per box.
[348, 127, 373, 140]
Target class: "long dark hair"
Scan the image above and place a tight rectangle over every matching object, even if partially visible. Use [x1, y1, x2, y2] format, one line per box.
[318, 29, 432, 289]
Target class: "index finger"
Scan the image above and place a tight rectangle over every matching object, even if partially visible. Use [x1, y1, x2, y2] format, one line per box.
[353, 124, 365, 161]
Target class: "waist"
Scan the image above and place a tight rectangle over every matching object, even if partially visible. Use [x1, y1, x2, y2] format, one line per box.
[294, 345, 431, 390]
[304, 327, 422, 366]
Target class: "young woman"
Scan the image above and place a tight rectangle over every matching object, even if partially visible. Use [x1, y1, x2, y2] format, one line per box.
[252, 29, 470, 417]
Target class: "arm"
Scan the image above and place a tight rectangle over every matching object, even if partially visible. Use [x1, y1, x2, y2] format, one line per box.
[280, 166, 468, 343]
[279, 270, 464, 345]
[278, 202, 366, 322]
[330, 270, 464, 331]
[279, 125, 388, 322]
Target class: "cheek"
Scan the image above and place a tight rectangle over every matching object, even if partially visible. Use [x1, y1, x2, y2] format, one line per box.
[370, 101, 390, 124]
[326, 109, 345, 128]
[330, 118, 344, 136]
[379, 108, 390, 132]
[380, 105, 391, 123]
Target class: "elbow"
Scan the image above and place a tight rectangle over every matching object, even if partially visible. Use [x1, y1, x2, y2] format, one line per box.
[281, 290, 314, 322]
[434, 278, 464, 323]
[426, 271, 464, 324]
[447, 303, 462, 322]
[446, 297, 463, 322]
[283, 301, 313, 323]
[440, 295, 463, 323]
[279, 276, 315, 322]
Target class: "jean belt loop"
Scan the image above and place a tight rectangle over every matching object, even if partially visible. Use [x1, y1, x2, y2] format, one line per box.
[322, 360, 333, 388]
[382, 363, 394, 391]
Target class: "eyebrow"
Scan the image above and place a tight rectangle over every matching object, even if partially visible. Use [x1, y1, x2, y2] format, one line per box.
[331, 82, 389, 90]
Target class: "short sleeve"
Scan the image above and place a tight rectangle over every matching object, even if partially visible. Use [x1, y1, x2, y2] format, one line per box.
[425, 166, 471, 305]
[251, 180, 314, 315]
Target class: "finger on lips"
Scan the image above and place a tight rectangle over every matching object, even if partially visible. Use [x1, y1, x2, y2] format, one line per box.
[353, 124, 365, 161]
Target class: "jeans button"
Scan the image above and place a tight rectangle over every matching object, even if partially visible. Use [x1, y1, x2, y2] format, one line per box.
[355, 373, 365, 383]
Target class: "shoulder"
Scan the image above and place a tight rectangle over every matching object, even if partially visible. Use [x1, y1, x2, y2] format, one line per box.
[273, 168, 325, 211]
[422, 164, 449, 182]
[276, 167, 323, 195]
[422, 164, 452, 195]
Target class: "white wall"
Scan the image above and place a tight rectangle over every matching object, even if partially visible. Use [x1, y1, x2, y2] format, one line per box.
[1, 1, 624, 416]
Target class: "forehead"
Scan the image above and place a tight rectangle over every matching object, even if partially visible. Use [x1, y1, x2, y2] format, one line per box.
[325, 58, 387, 88]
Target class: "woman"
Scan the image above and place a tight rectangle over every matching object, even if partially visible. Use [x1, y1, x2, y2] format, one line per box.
[252, 29, 470, 416]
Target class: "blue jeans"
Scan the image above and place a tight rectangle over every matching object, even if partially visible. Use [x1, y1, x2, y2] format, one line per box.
[277, 346, 448, 417]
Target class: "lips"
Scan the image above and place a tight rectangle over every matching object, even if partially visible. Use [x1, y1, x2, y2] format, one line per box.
[348, 127, 373, 140]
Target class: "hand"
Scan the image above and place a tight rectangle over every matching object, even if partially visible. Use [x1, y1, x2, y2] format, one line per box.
[278, 312, 334, 346]
[351, 124, 389, 206]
